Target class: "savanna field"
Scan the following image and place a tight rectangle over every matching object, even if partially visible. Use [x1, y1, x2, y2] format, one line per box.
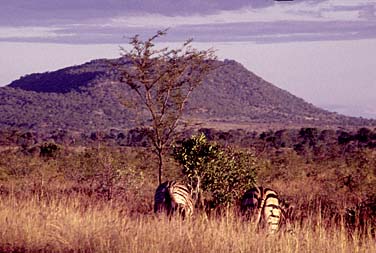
[0, 128, 375, 253]
[1, 4, 376, 253]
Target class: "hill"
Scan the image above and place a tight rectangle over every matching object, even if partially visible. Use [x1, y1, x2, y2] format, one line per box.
[0, 58, 374, 134]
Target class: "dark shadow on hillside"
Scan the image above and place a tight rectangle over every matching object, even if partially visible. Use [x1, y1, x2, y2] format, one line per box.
[9, 70, 104, 93]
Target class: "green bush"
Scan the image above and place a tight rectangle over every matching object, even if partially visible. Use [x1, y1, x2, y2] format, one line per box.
[173, 133, 257, 208]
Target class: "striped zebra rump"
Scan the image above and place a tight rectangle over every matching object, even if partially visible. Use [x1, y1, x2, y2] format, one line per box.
[262, 188, 281, 234]
[241, 186, 282, 234]
[154, 181, 194, 218]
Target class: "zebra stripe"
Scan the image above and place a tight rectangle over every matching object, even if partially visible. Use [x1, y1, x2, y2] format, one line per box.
[241, 186, 283, 234]
[154, 180, 194, 217]
[263, 189, 281, 233]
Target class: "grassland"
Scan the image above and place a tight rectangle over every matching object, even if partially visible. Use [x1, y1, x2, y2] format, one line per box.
[1, 195, 375, 253]
[0, 144, 375, 252]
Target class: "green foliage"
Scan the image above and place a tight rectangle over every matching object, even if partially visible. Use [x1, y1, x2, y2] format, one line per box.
[173, 133, 257, 207]
[173, 133, 221, 205]
[202, 147, 257, 207]
[173, 133, 220, 183]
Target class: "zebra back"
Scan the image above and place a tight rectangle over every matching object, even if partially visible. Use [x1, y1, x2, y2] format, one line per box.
[262, 188, 281, 234]
[154, 180, 194, 217]
[241, 186, 283, 234]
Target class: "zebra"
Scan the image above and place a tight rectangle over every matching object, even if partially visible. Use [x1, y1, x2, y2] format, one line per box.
[240, 186, 285, 234]
[154, 180, 194, 218]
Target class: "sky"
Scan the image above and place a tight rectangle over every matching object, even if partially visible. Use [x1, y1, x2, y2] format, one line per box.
[1, 0, 376, 118]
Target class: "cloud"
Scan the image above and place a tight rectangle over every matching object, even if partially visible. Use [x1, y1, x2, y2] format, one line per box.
[106, 0, 376, 28]
[0, 0, 375, 44]
[0, 0, 266, 26]
[0, 26, 74, 39]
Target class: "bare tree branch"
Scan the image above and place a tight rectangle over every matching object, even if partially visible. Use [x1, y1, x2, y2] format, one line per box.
[112, 30, 217, 184]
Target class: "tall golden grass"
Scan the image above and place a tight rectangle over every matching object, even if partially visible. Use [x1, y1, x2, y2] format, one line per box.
[0, 146, 375, 252]
[0, 195, 374, 253]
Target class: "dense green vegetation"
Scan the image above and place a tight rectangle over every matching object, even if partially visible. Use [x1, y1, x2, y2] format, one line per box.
[173, 133, 257, 208]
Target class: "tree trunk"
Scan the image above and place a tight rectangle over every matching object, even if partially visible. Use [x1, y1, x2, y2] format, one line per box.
[157, 150, 163, 185]
[193, 176, 204, 209]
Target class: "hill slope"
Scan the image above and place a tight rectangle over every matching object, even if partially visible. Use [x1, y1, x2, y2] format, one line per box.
[0, 58, 374, 133]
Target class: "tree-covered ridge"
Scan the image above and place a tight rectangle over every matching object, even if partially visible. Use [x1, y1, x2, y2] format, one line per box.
[8, 59, 111, 93]
[1, 58, 375, 134]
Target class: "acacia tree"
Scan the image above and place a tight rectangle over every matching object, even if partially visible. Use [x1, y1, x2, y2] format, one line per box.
[113, 30, 216, 184]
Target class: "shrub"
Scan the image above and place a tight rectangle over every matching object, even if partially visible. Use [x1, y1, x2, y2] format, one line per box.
[40, 142, 60, 158]
[173, 133, 257, 208]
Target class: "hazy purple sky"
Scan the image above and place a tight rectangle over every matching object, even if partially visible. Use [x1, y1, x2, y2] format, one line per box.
[1, 0, 376, 118]
[1, 0, 376, 43]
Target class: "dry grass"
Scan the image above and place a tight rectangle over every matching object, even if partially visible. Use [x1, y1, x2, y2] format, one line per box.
[0, 146, 375, 252]
[0, 195, 374, 253]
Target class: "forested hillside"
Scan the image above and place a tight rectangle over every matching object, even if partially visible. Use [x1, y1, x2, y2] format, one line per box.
[1, 58, 374, 135]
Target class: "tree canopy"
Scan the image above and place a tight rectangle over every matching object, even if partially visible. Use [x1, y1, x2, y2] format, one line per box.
[112, 30, 217, 184]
